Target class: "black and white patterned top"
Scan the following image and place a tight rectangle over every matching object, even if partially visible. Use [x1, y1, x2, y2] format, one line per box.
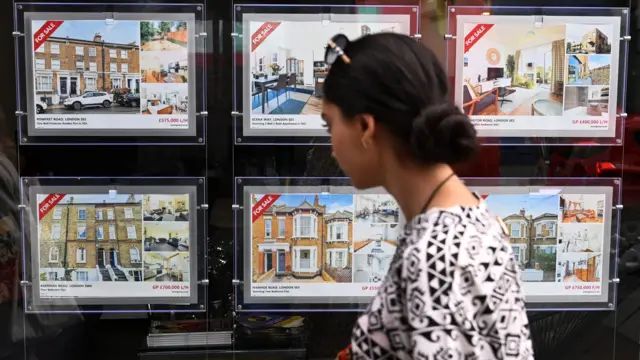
[351, 202, 535, 360]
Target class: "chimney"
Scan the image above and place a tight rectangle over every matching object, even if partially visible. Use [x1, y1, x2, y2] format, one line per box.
[519, 208, 526, 216]
[93, 33, 103, 42]
[313, 195, 319, 208]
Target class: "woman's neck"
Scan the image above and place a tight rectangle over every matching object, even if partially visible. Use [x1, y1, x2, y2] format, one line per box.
[383, 163, 477, 222]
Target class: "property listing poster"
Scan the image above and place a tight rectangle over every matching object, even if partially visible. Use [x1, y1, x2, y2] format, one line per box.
[248, 192, 404, 299]
[30, 19, 190, 131]
[478, 188, 611, 299]
[242, 7, 416, 136]
[37, 193, 191, 299]
[455, 15, 621, 138]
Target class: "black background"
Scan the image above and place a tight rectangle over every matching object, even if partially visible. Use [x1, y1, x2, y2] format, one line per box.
[2, 0, 640, 359]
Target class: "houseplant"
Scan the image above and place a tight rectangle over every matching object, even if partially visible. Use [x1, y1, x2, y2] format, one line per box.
[269, 63, 283, 75]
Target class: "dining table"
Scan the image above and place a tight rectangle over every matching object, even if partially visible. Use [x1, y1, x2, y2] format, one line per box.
[253, 75, 289, 114]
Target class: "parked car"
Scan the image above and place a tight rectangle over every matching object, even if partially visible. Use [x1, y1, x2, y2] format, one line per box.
[63, 91, 112, 110]
[35, 101, 47, 114]
[120, 93, 140, 107]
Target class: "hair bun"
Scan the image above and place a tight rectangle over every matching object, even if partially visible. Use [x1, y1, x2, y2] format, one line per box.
[409, 103, 478, 165]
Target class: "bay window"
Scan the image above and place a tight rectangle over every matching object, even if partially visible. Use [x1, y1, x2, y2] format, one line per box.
[294, 214, 317, 238]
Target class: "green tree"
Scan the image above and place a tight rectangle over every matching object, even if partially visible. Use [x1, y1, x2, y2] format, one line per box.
[177, 21, 187, 30]
[159, 21, 173, 35]
[140, 21, 154, 44]
[40, 272, 47, 281]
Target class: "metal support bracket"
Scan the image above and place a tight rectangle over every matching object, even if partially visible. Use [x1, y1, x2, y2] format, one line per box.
[615, 204, 623, 210]
[232, 279, 242, 286]
[231, 33, 241, 38]
[20, 280, 30, 287]
[198, 279, 210, 286]
[198, 204, 209, 210]
[619, 113, 628, 118]
[622, 35, 631, 41]
[231, 204, 243, 210]
[15, 111, 25, 116]
[18, 204, 26, 210]
[413, 34, 422, 40]
[197, 111, 208, 116]
[12, 31, 24, 37]
[198, 32, 207, 38]
[444, 34, 455, 40]
[610, 278, 620, 284]
[231, 111, 242, 117]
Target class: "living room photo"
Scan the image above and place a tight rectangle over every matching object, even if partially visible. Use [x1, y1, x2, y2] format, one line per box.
[248, 17, 408, 117]
[461, 22, 566, 117]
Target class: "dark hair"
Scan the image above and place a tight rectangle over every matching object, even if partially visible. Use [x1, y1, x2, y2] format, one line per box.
[324, 33, 477, 165]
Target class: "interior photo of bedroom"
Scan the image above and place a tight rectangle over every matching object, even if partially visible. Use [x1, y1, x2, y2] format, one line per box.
[143, 252, 190, 282]
[249, 18, 408, 116]
[141, 84, 188, 115]
[462, 23, 566, 117]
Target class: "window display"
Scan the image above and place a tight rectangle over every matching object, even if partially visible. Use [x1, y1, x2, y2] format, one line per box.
[22, 10, 198, 138]
[452, 12, 624, 140]
[238, 178, 617, 309]
[476, 185, 613, 304]
[236, 5, 418, 140]
[25, 180, 200, 307]
[241, 186, 405, 305]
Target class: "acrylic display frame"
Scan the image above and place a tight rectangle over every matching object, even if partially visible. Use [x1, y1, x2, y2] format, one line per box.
[20, 177, 208, 313]
[232, 4, 420, 146]
[234, 177, 621, 312]
[14, 2, 207, 145]
[447, 6, 630, 146]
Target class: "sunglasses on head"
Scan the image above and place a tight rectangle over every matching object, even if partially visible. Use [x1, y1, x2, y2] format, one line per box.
[325, 34, 351, 65]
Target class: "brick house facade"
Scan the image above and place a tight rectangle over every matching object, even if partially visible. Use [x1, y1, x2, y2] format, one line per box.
[252, 195, 328, 281]
[38, 197, 143, 282]
[34, 33, 141, 106]
[502, 209, 558, 267]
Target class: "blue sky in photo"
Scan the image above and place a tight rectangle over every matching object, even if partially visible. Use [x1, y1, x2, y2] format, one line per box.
[484, 194, 559, 219]
[32, 20, 139, 44]
[566, 24, 613, 44]
[257, 194, 354, 213]
[37, 194, 142, 204]
[588, 54, 611, 69]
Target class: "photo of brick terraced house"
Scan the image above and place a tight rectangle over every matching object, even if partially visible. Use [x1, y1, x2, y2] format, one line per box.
[38, 194, 143, 282]
[32, 20, 140, 113]
[251, 194, 354, 283]
[484, 194, 560, 282]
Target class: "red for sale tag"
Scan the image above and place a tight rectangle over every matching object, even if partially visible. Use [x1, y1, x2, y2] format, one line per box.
[251, 22, 281, 52]
[33, 20, 64, 52]
[38, 194, 65, 220]
[251, 194, 281, 223]
[463, 24, 494, 53]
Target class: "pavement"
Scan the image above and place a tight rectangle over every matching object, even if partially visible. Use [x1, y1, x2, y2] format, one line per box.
[44, 105, 140, 115]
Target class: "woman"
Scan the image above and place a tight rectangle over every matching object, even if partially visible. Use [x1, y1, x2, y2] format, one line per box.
[323, 34, 534, 359]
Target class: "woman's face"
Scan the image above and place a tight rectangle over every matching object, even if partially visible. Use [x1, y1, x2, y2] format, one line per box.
[322, 100, 382, 189]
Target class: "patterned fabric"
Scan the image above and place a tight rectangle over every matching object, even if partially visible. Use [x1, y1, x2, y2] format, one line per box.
[351, 202, 534, 360]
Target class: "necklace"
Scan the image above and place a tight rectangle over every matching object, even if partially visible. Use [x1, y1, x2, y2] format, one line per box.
[419, 173, 456, 214]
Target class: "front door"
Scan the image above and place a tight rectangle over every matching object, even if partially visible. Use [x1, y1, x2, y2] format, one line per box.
[97, 248, 105, 266]
[70, 77, 78, 96]
[265, 250, 273, 273]
[59, 77, 68, 96]
[277, 250, 285, 274]
[109, 248, 117, 267]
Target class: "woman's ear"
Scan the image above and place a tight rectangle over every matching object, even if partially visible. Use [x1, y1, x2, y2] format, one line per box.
[358, 114, 376, 147]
